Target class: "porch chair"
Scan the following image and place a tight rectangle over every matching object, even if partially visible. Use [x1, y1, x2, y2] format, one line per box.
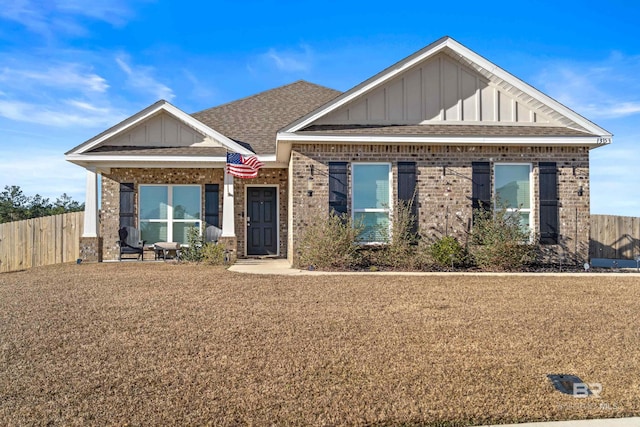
[117, 226, 145, 261]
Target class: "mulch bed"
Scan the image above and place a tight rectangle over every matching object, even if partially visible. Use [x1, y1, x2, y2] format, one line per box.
[1, 263, 639, 425]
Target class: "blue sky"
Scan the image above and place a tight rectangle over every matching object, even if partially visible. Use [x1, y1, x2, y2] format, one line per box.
[0, 0, 638, 215]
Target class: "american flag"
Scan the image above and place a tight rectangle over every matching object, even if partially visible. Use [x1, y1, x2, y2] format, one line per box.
[226, 153, 264, 179]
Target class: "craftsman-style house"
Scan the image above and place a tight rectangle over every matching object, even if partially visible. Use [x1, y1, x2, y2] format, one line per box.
[65, 36, 611, 264]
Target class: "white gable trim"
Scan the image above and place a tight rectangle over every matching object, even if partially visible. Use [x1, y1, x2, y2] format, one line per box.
[281, 37, 611, 138]
[278, 132, 608, 148]
[66, 100, 253, 156]
[64, 154, 284, 169]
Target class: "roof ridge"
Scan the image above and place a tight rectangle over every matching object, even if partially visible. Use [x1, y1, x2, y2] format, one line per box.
[191, 80, 340, 116]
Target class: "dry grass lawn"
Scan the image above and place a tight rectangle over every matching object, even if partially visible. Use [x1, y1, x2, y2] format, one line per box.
[1, 263, 639, 426]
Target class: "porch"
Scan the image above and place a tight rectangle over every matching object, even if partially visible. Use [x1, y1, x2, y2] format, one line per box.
[80, 166, 288, 262]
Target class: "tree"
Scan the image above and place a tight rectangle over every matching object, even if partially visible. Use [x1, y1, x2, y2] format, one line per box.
[0, 186, 29, 222]
[0, 186, 85, 223]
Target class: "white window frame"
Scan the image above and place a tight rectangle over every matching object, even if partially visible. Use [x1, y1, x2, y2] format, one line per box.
[493, 163, 533, 234]
[351, 162, 393, 244]
[139, 184, 202, 244]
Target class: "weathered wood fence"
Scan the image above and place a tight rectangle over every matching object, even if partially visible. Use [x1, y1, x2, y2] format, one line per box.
[0, 212, 84, 273]
[589, 214, 640, 260]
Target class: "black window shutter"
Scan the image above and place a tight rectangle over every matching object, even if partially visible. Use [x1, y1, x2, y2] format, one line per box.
[471, 162, 491, 220]
[204, 184, 220, 227]
[328, 162, 348, 216]
[539, 162, 559, 245]
[397, 161, 418, 234]
[119, 183, 135, 228]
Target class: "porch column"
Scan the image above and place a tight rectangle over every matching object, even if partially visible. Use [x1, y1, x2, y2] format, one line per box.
[221, 169, 236, 237]
[82, 167, 98, 238]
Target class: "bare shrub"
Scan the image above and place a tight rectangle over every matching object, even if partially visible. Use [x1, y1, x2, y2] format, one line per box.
[470, 203, 538, 270]
[297, 211, 363, 270]
[201, 242, 226, 265]
[430, 235, 468, 268]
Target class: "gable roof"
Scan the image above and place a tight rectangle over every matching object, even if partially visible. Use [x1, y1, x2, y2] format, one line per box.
[280, 37, 612, 144]
[66, 100, 251, 156]
[192, 80, 341, 155]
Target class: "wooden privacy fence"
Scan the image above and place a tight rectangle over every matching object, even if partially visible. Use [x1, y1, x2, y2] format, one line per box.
[589, 214, 640, 260]
[0, 212, 84, 273]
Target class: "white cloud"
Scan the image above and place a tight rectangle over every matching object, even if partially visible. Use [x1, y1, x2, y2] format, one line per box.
[116, 55, 175, 101]
[257, 45, 314, 73]
[0, 0, 55, 36]
[0, 0, 142, 38]
[0, 99, 125, 128]
[182, 69, 215, 101]
[55, 0, 134, 27]
[0, 63, 108, 93]
[533, 52, 640, 119]
[0, 149, 86, 201]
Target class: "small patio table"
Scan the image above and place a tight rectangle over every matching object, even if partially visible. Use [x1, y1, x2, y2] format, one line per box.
[153, 242, 181, 260]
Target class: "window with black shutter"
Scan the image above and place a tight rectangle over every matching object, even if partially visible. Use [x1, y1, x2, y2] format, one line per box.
[204, 184, 220, 227]
[397, 161, 418, 234]
[471, 162, 491, 223]
[539, 162, 559, 244]
[119, 183, 135, 228]
[328, 162, 348, 216]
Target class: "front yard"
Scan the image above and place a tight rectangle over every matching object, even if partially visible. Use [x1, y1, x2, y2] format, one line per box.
[1, 263, 639, 425]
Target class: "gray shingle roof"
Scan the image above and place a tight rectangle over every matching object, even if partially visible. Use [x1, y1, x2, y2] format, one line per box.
[192, 81, 341, 154]
[88, 146, 227, 156]
[297, 124, 596, 138]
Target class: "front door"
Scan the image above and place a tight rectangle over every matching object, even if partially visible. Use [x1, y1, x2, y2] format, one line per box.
[246, 187, 278, 256]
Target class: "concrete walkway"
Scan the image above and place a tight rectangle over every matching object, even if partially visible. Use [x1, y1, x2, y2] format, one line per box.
[483, 419, 640, 427]
[227, 257, 637, 277]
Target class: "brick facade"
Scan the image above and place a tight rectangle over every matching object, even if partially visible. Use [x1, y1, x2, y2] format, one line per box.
[97, 145, 590, 266]
[100, 167, 288, 261]
[289, 143, 591, 266]
[79, 237, 102, 262]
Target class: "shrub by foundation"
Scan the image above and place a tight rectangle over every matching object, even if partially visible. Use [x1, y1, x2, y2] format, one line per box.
[470, 204, 538, 270]
[297, 212, 363, 270]
[430, 236, 468, 268]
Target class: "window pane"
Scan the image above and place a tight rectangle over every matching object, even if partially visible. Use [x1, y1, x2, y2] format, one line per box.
[173, 186, 201, 219]
[140, 186, 168, 219]
[140, 221, 167, 243]
[353, 164, 390, 209]
[519, 212, 530, 230]
[354, 212, 389, 243]
[495, 165, 530, 209]
[173, 222, 200, 245]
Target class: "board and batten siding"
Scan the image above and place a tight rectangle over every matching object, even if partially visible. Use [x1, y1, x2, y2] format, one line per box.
[108, 111, 222, 148]
[0, 212, 84, 273]
[316, 52, 556, 126]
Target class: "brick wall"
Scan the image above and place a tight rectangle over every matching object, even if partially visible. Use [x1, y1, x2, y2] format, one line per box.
[100, 168, 289, 261]
[101, 168, 224, 260]
[232, 169, 288, 258]
[289, 143, 591, 266]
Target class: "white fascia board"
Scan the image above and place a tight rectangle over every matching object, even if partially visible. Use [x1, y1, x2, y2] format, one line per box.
[278, 132, 610, 147]
[65, 154, 228, 163]
[70, 101, 253, 156]
[64, 153, 282, 168]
